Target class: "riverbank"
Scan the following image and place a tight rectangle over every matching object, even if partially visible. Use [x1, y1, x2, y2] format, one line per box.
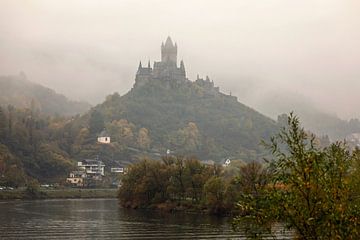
[0, 188, 118, 200]
[121, 200, 239, 216]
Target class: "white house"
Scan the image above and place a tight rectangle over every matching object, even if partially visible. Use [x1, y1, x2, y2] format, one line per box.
[97, 130, 110, 144]
[66, 171, 87, 187]
[223, 158, 231, 167]
[111, 167, 124, 173]
[78, 159, 105, 177]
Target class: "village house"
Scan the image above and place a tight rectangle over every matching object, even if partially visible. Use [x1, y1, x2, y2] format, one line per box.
[97, 130, 110, 144]
[66, 171, 87, 187]
[78, 159, 105, 180]
[66, 159, 106, 187]
[111, 167, 125, 173]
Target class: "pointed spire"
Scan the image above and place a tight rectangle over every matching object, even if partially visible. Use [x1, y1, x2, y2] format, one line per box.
[138, 61, 142, 69]
[164, 36, 174, 47]
[148, 60, 151, 68]
[180, 60, 185, 69]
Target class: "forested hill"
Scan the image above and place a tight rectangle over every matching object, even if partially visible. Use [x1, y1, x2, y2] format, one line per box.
[0, 73, 278, 185]
[77, 77, 278, 162]
[0, 74, 91, 116]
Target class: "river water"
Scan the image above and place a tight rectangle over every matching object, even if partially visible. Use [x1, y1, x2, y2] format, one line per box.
[0, 198, 291, 239]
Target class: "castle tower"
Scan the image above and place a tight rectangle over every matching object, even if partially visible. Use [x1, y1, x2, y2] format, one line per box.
[135, 61, 152, 87]
[161, 36, 177, 65]
[135, 37, 187, 88]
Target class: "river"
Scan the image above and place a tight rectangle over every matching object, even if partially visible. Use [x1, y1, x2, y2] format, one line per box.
[0, 198, 291, 239]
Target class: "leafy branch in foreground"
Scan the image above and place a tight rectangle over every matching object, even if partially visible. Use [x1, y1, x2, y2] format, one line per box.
[234, 113, 360, 239]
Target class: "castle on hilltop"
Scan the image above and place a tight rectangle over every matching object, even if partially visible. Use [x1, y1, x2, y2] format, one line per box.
[134, 37, 227, 98]
[135, 37, 187, 88]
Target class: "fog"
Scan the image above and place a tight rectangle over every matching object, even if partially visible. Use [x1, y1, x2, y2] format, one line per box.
[0, 0, 359, 119]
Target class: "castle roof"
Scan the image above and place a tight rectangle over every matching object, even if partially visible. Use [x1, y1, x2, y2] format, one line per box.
[98, 129, 109, 137]
[164, 36, 175, 48]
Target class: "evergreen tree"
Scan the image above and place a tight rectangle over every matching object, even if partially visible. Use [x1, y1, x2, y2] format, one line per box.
[89, 110, 104, 135]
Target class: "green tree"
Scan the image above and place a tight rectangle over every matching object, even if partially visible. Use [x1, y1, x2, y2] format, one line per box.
[0, 107, 7, 142]
[234, 113, 360, 239]
[204, 176, 226, 214]
[89, 110, 104, 135]
[137, 128, 151, 150]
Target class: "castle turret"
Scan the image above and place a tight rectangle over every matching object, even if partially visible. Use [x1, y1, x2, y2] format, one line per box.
[180, 60, 186, 77]
[161, 36, 177, 65]
[135, 61, 152, 87]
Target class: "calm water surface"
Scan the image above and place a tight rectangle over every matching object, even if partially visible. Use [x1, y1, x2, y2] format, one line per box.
[0, 198, 290, 239]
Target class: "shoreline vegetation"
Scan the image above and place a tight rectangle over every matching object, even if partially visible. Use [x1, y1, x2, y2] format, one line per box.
[118, 114, 360, 239]
[117, 154, 252, 216]
[0, 188, 118, 200]
[3, 113, 360, 238]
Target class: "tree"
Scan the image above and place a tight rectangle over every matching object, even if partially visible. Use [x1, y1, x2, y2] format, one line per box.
[89, 110, 104, 135]
[137, 128, 151, 150]
[204, 176, 226, 214]
[234, 113, 360, 239]
[0, 107, 7, 142]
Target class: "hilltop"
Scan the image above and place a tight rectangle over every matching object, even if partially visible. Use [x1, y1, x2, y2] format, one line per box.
[0, 38, 278, 185]
[67, 37, 278, 164]
[0, 73, 91, 116]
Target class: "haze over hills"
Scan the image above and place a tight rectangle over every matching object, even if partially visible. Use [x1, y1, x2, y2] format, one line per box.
[252, 91, 360, 141]
[1, 37, 359, 185]
[0, 73, 91, 116]
[68, 37, 278, 164]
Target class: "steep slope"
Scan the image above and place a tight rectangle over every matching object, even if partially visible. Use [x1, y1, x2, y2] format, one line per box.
[62, 37, 278, 164]
[0, 73, 91, 116]
[84, 77, 278, 162]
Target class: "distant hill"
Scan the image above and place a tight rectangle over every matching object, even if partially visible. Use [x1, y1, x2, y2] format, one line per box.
[254, 91, 360, 141]
[0, 73, 91, 116]
[288, 109, 360, 141]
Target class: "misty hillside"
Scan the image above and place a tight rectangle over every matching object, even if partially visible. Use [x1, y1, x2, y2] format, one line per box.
[62, 37, 279, 164]
[288, 109, 360, 141]
[67, 76, 278, 164]
[255, 92, 360, 140]
[0, 74, 91, 116]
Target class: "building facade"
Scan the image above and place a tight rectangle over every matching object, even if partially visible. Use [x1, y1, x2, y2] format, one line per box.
[134, 37, 187, 88]
[78, 159, 105, 179]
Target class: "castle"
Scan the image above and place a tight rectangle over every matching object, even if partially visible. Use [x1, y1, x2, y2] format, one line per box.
[134, 37, 228, 98]
[134, 37, 187, 88]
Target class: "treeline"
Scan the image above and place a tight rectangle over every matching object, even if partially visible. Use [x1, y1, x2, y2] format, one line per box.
[0, 104, 74, 186]
[118, 155, 266, 215]
[119, 114, 360, 239]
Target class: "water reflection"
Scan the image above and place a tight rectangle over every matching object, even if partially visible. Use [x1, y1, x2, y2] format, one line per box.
[0, 199, 289, 239]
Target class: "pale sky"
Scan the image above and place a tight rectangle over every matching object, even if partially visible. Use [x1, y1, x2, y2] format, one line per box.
[0, 0, 359, 119]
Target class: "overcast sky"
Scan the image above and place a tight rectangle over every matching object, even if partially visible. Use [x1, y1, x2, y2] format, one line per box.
[0, 0, 359, 119]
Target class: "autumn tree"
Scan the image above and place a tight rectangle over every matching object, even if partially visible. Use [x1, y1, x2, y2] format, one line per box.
[234, 113, 360, 239]
[137, 128, 151, 150]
